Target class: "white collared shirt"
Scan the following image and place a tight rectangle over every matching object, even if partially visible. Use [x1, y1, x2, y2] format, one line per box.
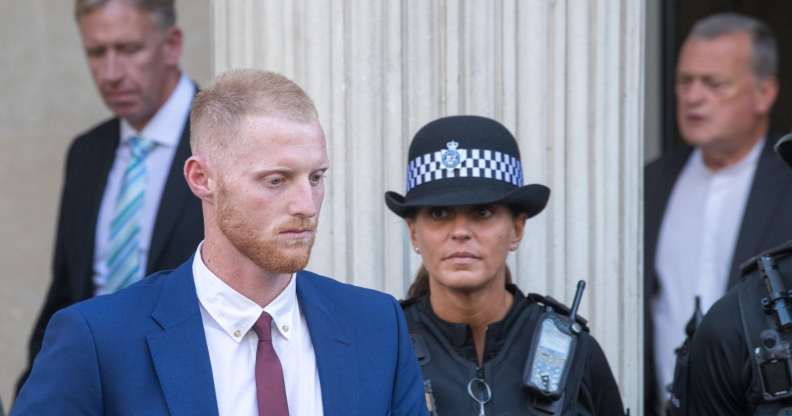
[93, 73, 196, 293]
[652, 138, 764, 398]
[192, 244, 324, 416]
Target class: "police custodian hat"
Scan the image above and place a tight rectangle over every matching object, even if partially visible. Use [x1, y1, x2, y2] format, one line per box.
[384, 115, 550, 218]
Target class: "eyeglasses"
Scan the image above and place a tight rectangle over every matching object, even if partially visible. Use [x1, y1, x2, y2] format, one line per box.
[467, 377, 492, 416]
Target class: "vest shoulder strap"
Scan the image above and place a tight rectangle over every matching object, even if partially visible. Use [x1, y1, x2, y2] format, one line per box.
[739, 255, 792, 414]
[740, 240, 792, 276]
[738, 277, 766, 406]
[410, 333, 432, 366]
[400, 297, 421, 309]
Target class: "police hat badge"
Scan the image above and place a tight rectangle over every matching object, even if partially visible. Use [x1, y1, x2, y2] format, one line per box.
[441, 141, 462, 169]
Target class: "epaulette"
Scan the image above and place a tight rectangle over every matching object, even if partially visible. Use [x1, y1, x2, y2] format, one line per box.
[526, 292, 589, 330]
[740, 240, 792, 276]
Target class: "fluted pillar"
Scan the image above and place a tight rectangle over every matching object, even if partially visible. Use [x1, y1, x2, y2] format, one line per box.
[213, 0, 645, 411]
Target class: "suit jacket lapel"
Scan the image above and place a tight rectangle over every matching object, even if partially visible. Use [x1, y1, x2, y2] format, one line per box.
[147, 118, 193, 273]
[645, 147, 692, 296]
[728, 133, 790, 287]
[297, 273, 357, 416]
[77, 120, 121, 299]
[86, 120, 121, 227]
[147, 260, 219, 416]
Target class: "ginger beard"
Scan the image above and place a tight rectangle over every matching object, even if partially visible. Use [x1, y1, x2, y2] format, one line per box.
[215, 180, 317, 274]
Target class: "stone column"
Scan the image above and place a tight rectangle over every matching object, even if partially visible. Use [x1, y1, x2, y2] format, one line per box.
[213, 0, 645, 411]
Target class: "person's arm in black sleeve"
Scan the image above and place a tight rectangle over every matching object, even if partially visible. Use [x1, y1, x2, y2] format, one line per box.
[580, 336, 625, 415]
[687, 291, 752, 416]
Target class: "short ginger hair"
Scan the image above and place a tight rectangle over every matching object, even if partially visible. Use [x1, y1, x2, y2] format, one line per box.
[189, 69, 319, 158]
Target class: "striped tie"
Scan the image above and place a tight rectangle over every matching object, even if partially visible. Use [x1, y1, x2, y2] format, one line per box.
[102, 136, 155, 294]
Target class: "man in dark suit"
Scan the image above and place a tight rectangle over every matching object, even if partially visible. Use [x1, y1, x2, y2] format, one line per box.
[17, 0, 202, 392]
[644, 13, 792, 415]
[13, 69, 427, 416]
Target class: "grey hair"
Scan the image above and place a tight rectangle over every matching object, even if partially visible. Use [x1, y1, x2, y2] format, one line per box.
[75, 0, 176, 29]
[688, 13, 778, 80]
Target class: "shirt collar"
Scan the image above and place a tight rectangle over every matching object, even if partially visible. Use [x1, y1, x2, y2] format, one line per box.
[691, 136, 765, 176]
[120, 72, 195, 148]
[192, 242, 298, 343]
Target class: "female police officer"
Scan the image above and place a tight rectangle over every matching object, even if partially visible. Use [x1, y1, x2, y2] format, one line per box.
[385, 115, 624, 415]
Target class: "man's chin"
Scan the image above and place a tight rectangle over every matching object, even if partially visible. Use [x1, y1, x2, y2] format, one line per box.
[105, 101, 144, 121]
[257, 246, 313, 274]
[265, 256, 310, 274]
[679, 128, 715, 147]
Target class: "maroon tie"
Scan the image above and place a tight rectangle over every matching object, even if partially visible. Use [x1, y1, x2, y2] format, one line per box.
[252, 311, 289, 416]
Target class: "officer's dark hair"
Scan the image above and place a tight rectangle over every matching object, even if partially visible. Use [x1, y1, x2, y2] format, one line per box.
[687, 12, 778, 81]
[405, 204, 519, 299]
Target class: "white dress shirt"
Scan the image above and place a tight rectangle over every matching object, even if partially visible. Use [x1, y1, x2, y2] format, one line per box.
[192, 244, 324, 416]
[652, 138, 764, 398]
[93, 73, 195, 293]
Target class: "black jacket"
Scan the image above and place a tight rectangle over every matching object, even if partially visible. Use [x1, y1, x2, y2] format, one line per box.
[685, 241, 792, 415]
[645, 131, 792, 415]
[402, 286, 624, 415]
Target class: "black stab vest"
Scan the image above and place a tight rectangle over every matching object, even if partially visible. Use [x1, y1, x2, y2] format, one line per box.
[402, 292, 594, 416]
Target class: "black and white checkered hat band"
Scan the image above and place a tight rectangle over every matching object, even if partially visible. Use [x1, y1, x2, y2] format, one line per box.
[406, 148, 524, 193]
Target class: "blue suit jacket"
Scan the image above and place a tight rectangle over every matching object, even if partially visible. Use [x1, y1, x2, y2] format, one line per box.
[13, 260, 428, 416]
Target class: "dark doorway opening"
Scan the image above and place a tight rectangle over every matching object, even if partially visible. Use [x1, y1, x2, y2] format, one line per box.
[661, 0, 792, 153]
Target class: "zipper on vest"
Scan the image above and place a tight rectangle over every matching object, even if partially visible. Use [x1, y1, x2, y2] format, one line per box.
[469, 366, 492, 415]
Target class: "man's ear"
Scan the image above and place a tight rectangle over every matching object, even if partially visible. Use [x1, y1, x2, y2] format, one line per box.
[755, 76, 779, 115]
[162, 26, 183, 67]
[509, 212, 529, 251]
[184, 156, 215, 204]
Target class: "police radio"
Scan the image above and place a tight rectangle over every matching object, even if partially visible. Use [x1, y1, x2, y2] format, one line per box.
[754, 255, 792, 401]
[522, 280, 586, 402]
